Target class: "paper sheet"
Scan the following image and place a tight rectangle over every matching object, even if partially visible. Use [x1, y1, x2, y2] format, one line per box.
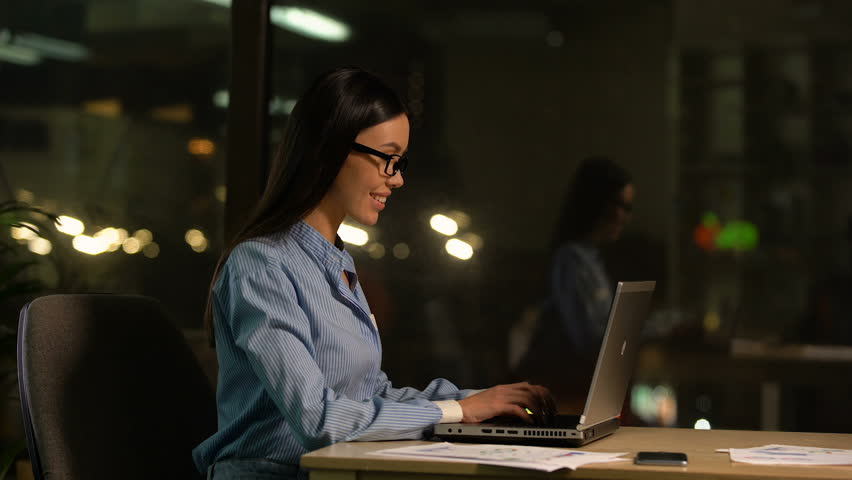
[369, 442, 628, 472]
[728, 444, 852, 465]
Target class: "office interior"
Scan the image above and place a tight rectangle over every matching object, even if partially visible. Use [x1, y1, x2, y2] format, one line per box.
[2, 0, 852, 475]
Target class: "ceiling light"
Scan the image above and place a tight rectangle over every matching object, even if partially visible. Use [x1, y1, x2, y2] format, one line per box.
[270, 7, 350, 42]
[445, 238, 474, 260]
[430, 214, 458, 236]
[14, 33, 89, 61]
[197, 1, 350, 42]
[0, 44, 41, 66]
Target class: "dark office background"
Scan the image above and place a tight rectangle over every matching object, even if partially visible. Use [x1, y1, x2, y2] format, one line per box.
[2, 0, 852, 450]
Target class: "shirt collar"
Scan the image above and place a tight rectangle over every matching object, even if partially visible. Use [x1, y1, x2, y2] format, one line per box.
[290, 220, 357, 274]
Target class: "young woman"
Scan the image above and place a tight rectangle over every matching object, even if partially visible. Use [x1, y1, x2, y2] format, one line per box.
[193, 67, 553, 479]
[548, 156, 634, 354]
[513, 156, 633, 410]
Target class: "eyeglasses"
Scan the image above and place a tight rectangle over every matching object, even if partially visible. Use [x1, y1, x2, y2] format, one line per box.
[351, 142, 408, 176]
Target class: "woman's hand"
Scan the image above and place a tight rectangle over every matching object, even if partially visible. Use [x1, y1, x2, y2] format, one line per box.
[457, 382, 556, 424]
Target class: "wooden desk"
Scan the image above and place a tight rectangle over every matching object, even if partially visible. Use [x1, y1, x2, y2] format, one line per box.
[301, 427, 852, 479]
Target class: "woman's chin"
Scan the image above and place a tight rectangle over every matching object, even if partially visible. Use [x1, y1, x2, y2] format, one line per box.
[351, 212, 379, 226]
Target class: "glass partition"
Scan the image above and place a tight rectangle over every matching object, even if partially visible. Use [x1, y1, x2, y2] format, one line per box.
[265, 0, 673, 415]
[0, 0, 229, 330]
[259, 0, 852, 433]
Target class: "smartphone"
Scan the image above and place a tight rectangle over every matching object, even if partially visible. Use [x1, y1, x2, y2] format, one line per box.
[634, 451, 688, 466]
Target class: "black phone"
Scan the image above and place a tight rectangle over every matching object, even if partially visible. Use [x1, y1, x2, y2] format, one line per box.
[634, 451, 688, 466]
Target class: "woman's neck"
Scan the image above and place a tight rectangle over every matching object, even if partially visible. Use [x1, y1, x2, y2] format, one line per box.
[303, 199, 345, 244]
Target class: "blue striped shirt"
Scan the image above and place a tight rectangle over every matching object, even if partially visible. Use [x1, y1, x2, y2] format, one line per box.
[193, 221, 475, 474]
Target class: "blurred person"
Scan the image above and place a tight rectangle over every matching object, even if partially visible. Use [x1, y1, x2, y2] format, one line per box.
[512, 156, 633, 408]
[193, 67, 554, 480]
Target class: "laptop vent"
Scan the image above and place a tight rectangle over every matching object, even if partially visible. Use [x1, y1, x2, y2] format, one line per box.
[523, 430, 568, 437]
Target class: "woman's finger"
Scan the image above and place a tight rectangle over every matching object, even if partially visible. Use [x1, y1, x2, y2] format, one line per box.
[504, 404, 533, 423]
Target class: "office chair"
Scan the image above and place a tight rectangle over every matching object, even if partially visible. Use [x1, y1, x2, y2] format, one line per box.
[17, 294, 217, 480]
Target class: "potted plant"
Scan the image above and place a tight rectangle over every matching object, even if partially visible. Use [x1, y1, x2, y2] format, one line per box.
[0, 200, 58, 479]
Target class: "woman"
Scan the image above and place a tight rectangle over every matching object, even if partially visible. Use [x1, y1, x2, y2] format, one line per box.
[193, 67, 553, 479]
[548, 156, 634, 354]
[513, 156, 633, 408]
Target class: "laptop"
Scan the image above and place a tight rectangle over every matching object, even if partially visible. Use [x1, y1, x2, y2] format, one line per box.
[434, 280, 655, 447]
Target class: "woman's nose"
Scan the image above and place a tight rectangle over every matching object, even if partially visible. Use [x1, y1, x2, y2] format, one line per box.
[388, 171, 404, 189]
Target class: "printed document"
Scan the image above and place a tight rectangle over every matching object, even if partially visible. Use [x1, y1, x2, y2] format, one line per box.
[369, 442, 627, 472]
[727, 444, 852, 465]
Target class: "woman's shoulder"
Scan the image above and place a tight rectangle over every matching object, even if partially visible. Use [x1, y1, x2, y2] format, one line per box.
[553, 242, 581, 263]
[551, 243, 602, 277]
[555, 242, 600, 261]
[225, 232, 301, 275]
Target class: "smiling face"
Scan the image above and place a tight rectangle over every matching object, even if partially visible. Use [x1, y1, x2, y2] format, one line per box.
[323, 114, 409, 228]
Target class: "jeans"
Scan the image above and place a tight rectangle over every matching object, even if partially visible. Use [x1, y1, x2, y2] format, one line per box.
[207, 459, 302, 480]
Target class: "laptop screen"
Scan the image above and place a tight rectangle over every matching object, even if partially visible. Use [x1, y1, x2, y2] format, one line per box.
[579, 281, 655, 428]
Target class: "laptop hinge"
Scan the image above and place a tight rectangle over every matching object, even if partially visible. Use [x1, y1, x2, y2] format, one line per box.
[576, 415, 618, 431]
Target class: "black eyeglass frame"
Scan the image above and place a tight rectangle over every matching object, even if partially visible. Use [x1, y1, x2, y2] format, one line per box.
[351, 142, 408, 176]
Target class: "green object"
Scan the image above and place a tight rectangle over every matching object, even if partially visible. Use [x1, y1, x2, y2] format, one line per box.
[0, 201, 59, 454]
[701, 212, 720, 228]
[631, 384, 656, 421]
[715, 220, 759, 251]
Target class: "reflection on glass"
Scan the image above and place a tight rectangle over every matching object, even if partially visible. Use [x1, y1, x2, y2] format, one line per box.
[337, 224, 368, 246]
[429, 214, 458, 236]
[264, 0, 852, 432]
[27, 237, 52, 255]
[56, 216, 85, 236]
[445, 238, 473, 260]
[1, 0, 228, 326]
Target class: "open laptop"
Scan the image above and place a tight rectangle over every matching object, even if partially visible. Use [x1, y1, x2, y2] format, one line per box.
[434, 280, 655, 447]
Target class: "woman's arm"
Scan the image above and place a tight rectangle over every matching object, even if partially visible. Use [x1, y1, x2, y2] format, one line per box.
[373, 370, 481, 402]
[372, 370, 484, 422]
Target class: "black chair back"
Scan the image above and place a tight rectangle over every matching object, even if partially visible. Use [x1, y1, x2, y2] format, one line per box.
[17, 294, 217, 480]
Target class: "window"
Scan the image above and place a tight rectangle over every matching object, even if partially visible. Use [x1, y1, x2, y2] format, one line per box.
[0, 0, 229, 327]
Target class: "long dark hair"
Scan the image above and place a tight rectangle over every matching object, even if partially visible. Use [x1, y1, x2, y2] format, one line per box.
[551, 156, 632, 248]
[204, 66, 408, 346]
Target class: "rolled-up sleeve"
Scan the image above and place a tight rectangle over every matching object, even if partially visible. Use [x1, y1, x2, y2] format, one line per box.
[373, 370, 485, 423]
[373, 369, 476, 400]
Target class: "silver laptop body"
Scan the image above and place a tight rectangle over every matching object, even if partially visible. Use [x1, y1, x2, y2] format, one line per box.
[434, 280, 655, 447]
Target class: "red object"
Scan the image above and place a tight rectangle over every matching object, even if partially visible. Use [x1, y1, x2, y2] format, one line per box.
[693, 225, 719, 251]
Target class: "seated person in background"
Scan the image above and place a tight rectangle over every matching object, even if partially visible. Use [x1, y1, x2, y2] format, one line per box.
[192, 67, 553, 480]
[513, 156, 633, 410]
